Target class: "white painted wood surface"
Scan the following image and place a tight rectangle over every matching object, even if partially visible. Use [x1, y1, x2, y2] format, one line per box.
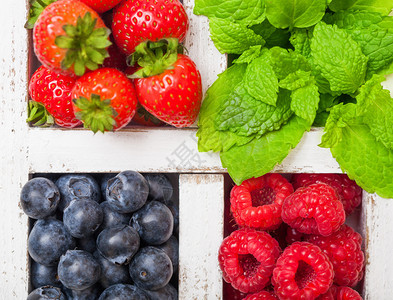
[1, 0, 393, 299]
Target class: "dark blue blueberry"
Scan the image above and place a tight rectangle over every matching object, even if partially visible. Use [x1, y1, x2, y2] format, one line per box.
[131, 201, 173, 245]
[28, 218, 75, 266]
[56, 174, 101, 212]
[142, 284, 178, 300]
[157, 236, 179, 271]
[167, 201, 179, 237]
[106, 171, 148, 213]
[27, 286, 66, 300]
[76, 236, 97, 253]
[58, 250, 101, 290]
[63, 199, 103, 238]
[31, 261, 62, 289]
[20, 177, 60, 219]
[99, 201, 131, 230]
[62, 284, 102, 300]
[129, 246, 173, 291]
[98, 284, 148, 300]
[100, 174, 116, 201]
[94, 251, 132, 288]
[97, 225, 140, 265]
[144, 174, 174, 205]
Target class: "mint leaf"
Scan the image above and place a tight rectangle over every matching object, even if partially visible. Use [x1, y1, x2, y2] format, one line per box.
[250, 19, 291, 49]
[329, 0, 393, 16]
[290, 29, 313, 58]
[268, 47, 311, 80]
[197, 64, 255, 152]
[265, 0, 327, 29]
[216, 86, 293, 136]
[220, 116, 311, 185]
[331, 124, 393, 198]
[209, 18, 266, 54]
[280, 71, 320, 124]
[194, 0, 265, 26]
[233, 45, 262, 64]
[326, 10, 393, 76]
[313, 93, 340, 127]
[310, 22, 368, 94]
[244, 54, 279, 105]
[356, 75, 393, 149]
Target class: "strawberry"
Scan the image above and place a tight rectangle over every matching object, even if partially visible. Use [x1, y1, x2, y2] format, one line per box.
[131, 40, 203, 128]
[71, 68, 138, 133]
[112, 0, 189, 55]
[27, 66, 81, 128]
[79, 0, 123, 13]
[131, 104, 165, 127]
[33, 0, 111, 76]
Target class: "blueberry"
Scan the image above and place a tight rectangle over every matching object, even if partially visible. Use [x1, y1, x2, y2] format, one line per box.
[76, 235, 97, 253]
[100, 173, 116, 201]
[99, 201, 131, 230]
[28, 218, 75, 266]
[97, 225, 140, 265]
[98, 284, 148, 300]
[31, 261, 62, 289]
[58, 250, 101, 290]
[144, 174, 173, 205]
[167, 201, 179, 237]
[94, 251, 132, 288]
[157, 236, 179, 271]
[27, 286, 66, 300]
[129, 246, 173, 291]
[56, 174, 101, 212]
[63, 199, 103, 238]
[142, 284, 178, 300]
[131, 201, 173, 245]
[63, 284, 102, 300]
[106, 171, 148, 213]
[20, 177, 60, 219]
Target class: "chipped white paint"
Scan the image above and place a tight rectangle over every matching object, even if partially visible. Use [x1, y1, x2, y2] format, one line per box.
[179, 174, 224, 300]
[1, 0, 393, 299]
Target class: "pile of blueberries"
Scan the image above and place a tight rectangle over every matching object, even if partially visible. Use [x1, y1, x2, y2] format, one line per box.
[21, 171, 179, 300]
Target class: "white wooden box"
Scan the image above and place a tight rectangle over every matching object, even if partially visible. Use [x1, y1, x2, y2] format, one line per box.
[1, 0, 393, 299]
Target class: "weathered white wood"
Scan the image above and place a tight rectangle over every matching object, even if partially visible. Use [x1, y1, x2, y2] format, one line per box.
[179, 174, 224, 300]
[0, 0, 31, 298]
[362, 193, 393, 299]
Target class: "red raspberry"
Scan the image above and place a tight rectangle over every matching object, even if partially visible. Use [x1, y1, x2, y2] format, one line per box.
[272, 242, 334, 299]
[244, 290, 278, 299]
[286, 227, 307, 245]
[292, 173, 362, 215]
[218, 228, 281, 294]
[306, 224, 364, 287]
[281, 183, 345, 236]
[317, 285, 362, 300]
[230, 174, 294, 230]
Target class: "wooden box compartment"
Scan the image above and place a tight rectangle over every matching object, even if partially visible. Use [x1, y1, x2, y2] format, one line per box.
[1, 0, 393, 299]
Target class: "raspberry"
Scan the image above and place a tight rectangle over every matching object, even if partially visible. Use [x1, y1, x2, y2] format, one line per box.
[292, 173, 362, 215]
[285, 226, 307, 245]
[230, 174, 293, 230]
[244, 290, 278, 299]
[306, 224, 364, 287]
[223, 281, 247, 300]
[218, 228, 281, 294]
[281, 183, 345, 236]
[272, 242, 334, 299]
[317, 285, 362, 300]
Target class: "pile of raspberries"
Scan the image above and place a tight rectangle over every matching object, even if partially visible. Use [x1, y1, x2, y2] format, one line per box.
[220, 173, 364, 300]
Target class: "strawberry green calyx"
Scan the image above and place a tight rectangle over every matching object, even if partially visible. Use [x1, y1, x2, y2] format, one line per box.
[73, 94, 117, 133]
[55, 12, 112, 76]
[128, 38, 180, 78]
[26, 100, 55, 127]
[25, 0, 57, 29]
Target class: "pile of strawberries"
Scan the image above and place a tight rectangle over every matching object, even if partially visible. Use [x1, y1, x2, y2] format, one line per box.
[221, 173, 364, 300]
[27, 0, 202, 132]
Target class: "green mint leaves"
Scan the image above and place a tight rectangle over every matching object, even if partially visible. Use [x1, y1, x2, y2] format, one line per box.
[195, 0, 393, 197]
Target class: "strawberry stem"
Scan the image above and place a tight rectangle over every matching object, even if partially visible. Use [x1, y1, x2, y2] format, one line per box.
[73, 94, 117, 133]
[26, 100, 55, 127]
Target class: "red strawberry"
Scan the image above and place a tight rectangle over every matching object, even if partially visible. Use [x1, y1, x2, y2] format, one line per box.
[71, 68, 138, 132]
[33, 0, 111, 76]
[28, 66, 81, 128]
[79, 0, 123, 13]
[131, 104, 165, 127]
[112, 0, 189, 55]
